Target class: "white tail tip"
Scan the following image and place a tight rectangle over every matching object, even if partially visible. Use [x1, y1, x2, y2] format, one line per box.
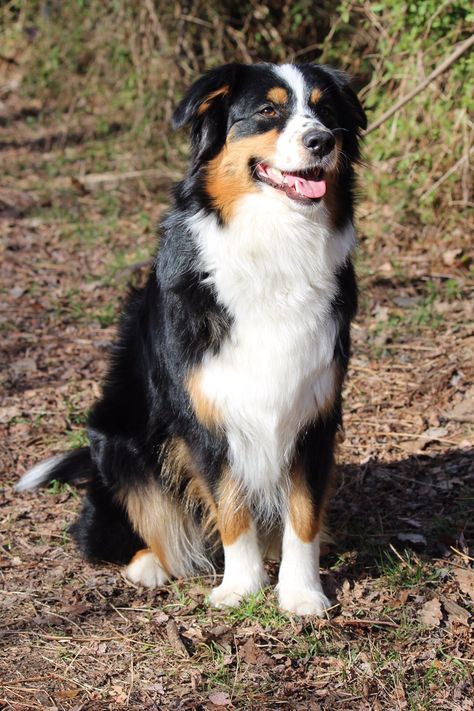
[15, 454, 66, 492]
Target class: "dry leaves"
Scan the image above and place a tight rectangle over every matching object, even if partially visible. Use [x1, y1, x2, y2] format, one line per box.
[418, 598, 443, 627]
[455, 568, 474, 601]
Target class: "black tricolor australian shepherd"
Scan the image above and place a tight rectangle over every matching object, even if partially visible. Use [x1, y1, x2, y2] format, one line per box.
[17, 62, 366, 616]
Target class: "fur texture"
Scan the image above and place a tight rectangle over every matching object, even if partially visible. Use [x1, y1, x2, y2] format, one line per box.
[17, 62, 366, 616]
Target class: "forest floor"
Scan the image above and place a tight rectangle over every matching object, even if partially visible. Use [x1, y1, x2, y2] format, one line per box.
[1, 93, 473, 710]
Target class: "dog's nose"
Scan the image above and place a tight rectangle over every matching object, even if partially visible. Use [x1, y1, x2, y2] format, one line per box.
[302, 130, 335, 157]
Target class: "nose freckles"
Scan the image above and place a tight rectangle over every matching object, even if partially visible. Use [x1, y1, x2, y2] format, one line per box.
[302, 130, 335, 158]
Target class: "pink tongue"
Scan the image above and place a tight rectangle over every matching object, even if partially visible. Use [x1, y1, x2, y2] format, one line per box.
[285, 172, 326, 199]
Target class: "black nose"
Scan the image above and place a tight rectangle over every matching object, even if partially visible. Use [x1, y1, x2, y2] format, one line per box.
[302, 130, 335, 157]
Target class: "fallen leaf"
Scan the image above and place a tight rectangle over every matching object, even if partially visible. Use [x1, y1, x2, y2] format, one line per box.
[239, 637, 272, 666]
[455, 568, 474, 601]
[209, 690, 232, 706]
[379, 261, 394, 277]
[11, 357, 37, 376]
[445, 395, 474, 424]
[418, 598, 442, 627]
[55, 689, 80, 699]
[421, 426, 448, 440]
[442, 248, 462, 266]
[442, 597, 471, 626]
[0, 405, 20, 424]
[146, 682, 164, 694]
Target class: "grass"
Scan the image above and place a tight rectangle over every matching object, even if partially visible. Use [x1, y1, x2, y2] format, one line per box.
[225, 589, 290, 629]
[378, 549, 441, 592]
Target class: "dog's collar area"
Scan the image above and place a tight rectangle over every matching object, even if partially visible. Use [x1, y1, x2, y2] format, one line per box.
[254, 161, 326, 202]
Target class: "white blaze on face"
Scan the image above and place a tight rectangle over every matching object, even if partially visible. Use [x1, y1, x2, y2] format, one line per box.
[273, 64, 330, 171]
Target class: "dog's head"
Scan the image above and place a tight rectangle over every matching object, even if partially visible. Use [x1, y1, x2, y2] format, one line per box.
[173, 63, 366, 222]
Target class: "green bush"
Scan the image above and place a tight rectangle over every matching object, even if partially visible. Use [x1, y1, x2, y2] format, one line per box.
[1, 1, 471, 222]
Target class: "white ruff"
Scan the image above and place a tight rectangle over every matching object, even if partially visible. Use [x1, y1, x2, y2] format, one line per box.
[188, 192, 355, 516]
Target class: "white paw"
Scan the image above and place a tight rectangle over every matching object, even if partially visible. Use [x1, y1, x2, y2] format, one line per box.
[209, 572, 269, 608]
[125, 551, 169, 588]
[278, 586, 332, 617]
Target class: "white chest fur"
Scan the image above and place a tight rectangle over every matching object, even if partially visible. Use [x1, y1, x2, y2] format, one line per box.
[188, 193, 355, 513]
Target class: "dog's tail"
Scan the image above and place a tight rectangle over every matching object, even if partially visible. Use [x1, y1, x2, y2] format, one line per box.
[15, 447, 93, 492]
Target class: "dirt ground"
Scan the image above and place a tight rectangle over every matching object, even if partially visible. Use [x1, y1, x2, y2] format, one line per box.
[1, 94, 473, 710]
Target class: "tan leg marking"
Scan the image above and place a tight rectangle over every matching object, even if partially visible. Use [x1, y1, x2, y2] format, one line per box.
[216, 470, 251, 547]
[289, 464, 320, 544]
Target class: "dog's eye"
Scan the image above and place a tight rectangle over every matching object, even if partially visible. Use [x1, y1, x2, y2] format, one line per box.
[259, 106, 277, 118]
[317, 106, 334, 122]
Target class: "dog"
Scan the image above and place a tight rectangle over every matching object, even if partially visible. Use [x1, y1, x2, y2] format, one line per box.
[16, 62, 366, 616]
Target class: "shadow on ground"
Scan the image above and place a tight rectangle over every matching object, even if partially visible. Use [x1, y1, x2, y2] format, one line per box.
[328, 447, 473, 582]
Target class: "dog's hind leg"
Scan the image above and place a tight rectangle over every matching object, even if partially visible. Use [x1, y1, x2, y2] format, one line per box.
[120, 479, 211, 588]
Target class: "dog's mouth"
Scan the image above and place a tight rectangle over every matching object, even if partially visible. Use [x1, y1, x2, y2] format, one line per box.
[254, 162, 326, 202]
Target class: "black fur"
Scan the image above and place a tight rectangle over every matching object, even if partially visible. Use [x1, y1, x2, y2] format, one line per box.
[21, 62, 365, 573]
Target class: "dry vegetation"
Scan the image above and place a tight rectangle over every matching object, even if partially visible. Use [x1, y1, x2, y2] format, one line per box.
[1, 2, 473, 709]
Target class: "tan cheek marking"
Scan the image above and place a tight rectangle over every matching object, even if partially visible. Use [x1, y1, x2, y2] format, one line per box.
[206, 129, 279, 222]
[217, 469, 251, 547]
[198, 85, 230, 115]
[311, 88, 322, 104]
[289, 465, 320, 543]
[186, 370, 222, 429]
[267, 86, 288, 105]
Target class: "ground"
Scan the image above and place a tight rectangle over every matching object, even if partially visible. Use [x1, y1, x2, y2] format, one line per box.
[0, 94, 473, 710]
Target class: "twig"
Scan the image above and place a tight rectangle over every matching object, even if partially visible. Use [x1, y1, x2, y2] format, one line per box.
[336, 618, 399, 628]
[420, 147, 474, 201]
[450, 546, 474, 562]
[365, 34, 474, 135]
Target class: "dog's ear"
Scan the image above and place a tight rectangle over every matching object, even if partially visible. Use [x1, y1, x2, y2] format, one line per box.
[172, 64, 244, 163]
[322, 66, 367, 131]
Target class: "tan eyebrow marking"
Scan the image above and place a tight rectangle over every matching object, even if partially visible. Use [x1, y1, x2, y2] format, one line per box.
[266, 87, 288, 105]
[311, 88, 322, 104]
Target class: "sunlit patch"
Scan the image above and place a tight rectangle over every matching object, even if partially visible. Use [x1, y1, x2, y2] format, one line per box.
[266, 86, 289, 105]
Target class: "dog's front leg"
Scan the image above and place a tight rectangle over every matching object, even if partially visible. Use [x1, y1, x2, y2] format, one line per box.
[277, 463, 332, 617]
[209, 473, 268, 608]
